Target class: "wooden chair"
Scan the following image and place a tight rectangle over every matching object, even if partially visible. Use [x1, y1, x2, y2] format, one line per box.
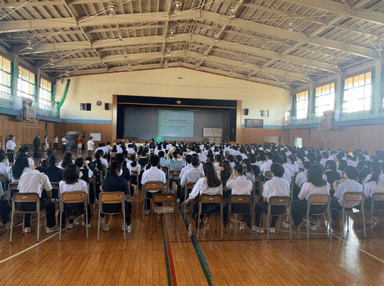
[337, 192, 366, 238]
[150, 193, 177, 240]
[88, 176, 96, 206]
[97, 192, 126, 241]
[143, 181, 164, 220]
[227, 195, 253, 238]
[197, 194, 223, 241]
[184, 182, 195, 214]
[50, 182, 60, 201]
[168, 169, 181, 193]
[253, 177, 263, 204]
[301, 194, 331, 240]
[8, 182, 19, 204]
[59, 191, 89, 241]
[97, 170, 103, 185]
[10, 193, 41, 243]
[0, 174, 6, 197]
[161, 166, 169, 192]
[370, 193, 384, 234]
[130, 171, 139, 198]
[260, 196, 292, 242]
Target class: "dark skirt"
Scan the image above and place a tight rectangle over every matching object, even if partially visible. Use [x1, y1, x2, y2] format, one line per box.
[192, 198, 221, 229]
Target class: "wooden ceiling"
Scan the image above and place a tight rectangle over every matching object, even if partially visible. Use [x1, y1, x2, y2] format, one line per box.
[1, 0, 384, 89]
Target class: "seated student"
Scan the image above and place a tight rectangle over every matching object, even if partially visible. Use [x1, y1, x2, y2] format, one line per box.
[242, 159, 255, 183]
[45, 155, 64, 183]
[101, 161, 132, 232]
[94, 143, 104, 154]
[362, 164, 384, 188]
[324, 160, 341, 187]
[331, 166, 362, 221]
[0, 197, 11, 228]
[167, 149, 186, 194]
[337, 159, 348, 178]
[58, 152, 74, 170]
[113, 153, 131, 191]
[227, 155, 236, 169]
[291, 164, 330, 230]
[248, 154, 261, 178]
[75, 157, 93, 184]
[141, 155, 166, 214]
[180, 156, 204, 203]
[182, 162, 222, 229]
[0, 150, 10, 168]
[223, 164, 253, 228]
[59, 164, 91, 228]
[346, 155, 357, 167]
[18, 145, 35, 166]
[220, 161, 233, 188]
[253, 164, 290, 233]
[0, 153, 10, 190]
[8, 154, 34, 182]
[105, 142, 113, 153]
[260, 153, 274, 176]
[320, 151, 330, 167]
[17, 168, 58, 233]
[179, 154, 193, 182]
[287, 155, 299, 174]
[295, 154, 305, 170]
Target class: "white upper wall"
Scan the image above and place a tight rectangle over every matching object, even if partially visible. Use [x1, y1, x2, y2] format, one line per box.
[55, 67, 290, 126]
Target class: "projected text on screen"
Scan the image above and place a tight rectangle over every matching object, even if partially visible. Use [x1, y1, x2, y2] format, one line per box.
[158, 110, 194, 137]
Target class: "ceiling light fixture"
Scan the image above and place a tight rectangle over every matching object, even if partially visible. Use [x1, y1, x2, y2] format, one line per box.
[124, 51, 128, 58]
[213, 32, 219, 43]
[173, 1, 182, 14]
[117, 32, 123, 43]
[228, 3, 237, 19]
[166, 48, 171, 57]
[26, 40, 33, 50]
[287, 20, 294, 32]
[164, 61, 168, 68]
[242, 61, 246, 66]
[169, 29, 175, 40]
[49, 58, 55, 66]
[195, 63, 200, 70]
[108, 2, 118, 18]
[128, 63, 132, 72]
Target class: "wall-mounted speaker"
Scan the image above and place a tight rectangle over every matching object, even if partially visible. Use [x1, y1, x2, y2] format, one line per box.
[244, 108, 249, 115]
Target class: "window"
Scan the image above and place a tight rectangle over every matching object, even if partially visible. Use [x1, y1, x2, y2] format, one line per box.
[105, 103, 111, 110]
[296, 90, 308, 119]
[80, 103, 91, 111]
[39, 78, 52, 109]
[315, 83, 335, 117]
[343, 72, 372, 113]
[0, 56, 11, 97]
[17, 66, 35, 100]
[260, 110, 269, 117]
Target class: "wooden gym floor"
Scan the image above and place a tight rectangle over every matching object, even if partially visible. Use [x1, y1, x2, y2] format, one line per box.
[0, 150, 384, 286]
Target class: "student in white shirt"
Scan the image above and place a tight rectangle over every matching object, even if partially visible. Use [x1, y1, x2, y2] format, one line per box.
[179, 156, 204, 203]
[0, 153, 10, 181]
[260, 153, 274, 176]
[223, 164, 253, 228]
[331, 166, 362, 221]
[18, 145, 34, 166]
[320, 151, 330, 168]
[182, 162, 222, 228]
[253, 164, 290, 233]
[17, 168, 58, 233]
[53, 136, 59, 151]
[87, 137, 94, 158]
[346, 155, 357, 167]
[58, 152, 74, 170]
[141, 155, 166, 213]
[106, 142, 113, 152]
[363, 165, 384, 208]
[6, 134, 17, 162]
[59, 164, 91, 228]
[61, 136, 67, 154]
[291, 164, 330, 230]
[8, 154, 34, 182]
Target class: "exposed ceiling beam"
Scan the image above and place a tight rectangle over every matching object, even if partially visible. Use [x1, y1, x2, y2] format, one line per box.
[282, 0, 384, 26]
[0, 0, 65, 8]
[0, 18, 77, 33]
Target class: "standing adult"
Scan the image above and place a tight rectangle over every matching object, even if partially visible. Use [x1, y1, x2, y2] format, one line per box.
[33, 134, 41, 158]
[6, 134, 17, 162]
[61, 135, 67, 154]
[44, 135, 49, 151]
[77, 135, 82, 154]
[87, 137, 94, 158]
[53, 136, 59, 152]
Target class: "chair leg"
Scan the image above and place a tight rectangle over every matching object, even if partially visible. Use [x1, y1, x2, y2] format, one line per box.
[150, 204, 153, 241]
[123, 202, 126, 241]
[267, 214, 270, 242]
[37, 209, 40, 243]
[174, 208, 177, 241]
[97, 204, 101, 242]
[59, 204, 62, 242]
[307, 210, 309, 240]
[9, 206, 14, 244]
[328, 208, 332, 240]
[289, 211, 292, 242]
[221, 206, 223, 241]
[371, 207, 374, 235]
[362, 208, 366, 238]
[85, 203, 88, 240]
[197, 203, 201, 241]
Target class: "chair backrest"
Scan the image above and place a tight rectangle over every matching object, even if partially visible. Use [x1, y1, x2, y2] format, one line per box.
[51, 182, 60, 189]
[9, 182, 18, 190]
[229, 195, 253, 205]
[145, 181, 164, 192]
[131, 171, 138, 176]
[168, 170, 181, 176]
[161, 166, 168, 173]
[268, 196, 291, 206]
[89, 176, 95, 184]
[0, 174, 6, 182]
[61, 191, 87, 204]
[265, 171, 273, 178]
[307, 194, 330, 205]
[200, 194, 222, 203]
[99, 192, 124, 204]
[343, 192, 364, 205]
[13, 193, 39, 203]
[153, 193, 176, 203]
[186, 182, 195, 190]
[97, 170, 102, 176]
[372, 193, 384, 202]
[225, 151, 229, 156]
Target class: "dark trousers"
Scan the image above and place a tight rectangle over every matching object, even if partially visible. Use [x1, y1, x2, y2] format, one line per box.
[17, 199, 56, 228]
[62, 145, 67, 154]
[101, 202, 132, 225]
[170, 179, 180, 196]
[254, 202, 286, 228]
[223, 202, 251, 227]
[144, 191, 162, 210]
[87, 150, 93, 158]
[34, 147, 41, 158]
[6, 149, 14, 162]
[61, 203, 91, 228]
[54, 143, 58, 150]
[330, 198, 358, 221]
[291, 199, 327, 227]
[192, 199, 221, 229]
[0, 199, 11, 224]
[364, 198, 384, 210]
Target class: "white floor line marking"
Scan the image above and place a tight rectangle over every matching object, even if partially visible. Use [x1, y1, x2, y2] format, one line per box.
[0, 232, 59, 264]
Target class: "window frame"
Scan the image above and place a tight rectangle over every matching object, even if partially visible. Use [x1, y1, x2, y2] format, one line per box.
[315, 82, 336, 117]
[296, 90, 309, 120]
[342, 71, 372, 114]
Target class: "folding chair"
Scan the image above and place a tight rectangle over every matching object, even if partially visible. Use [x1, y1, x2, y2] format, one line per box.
[143, 181, 164, 220]
[264, 171, 273, 182]
[97, 170, 103, 185]
[301, 194, 331, 240]
[339, 192, 366, 238]
[50, 182, 60, 201]
[227, 195, 253, 238]
[197, 194, 223, 241]
[130, 171, 139, 198]
[89, 176, 96, 206]
[8, 182, 19, 204]
[184, 182, 195, 214]
[97, 192, 126, 241]
[260, 196, 292, 242]
[370, 193, 384, 234]
[59, 191, 89, 241]
[168, 169, 181, 193]
[150, 193, 177, 240]
[10, 193, 41, 243]
[110, 153, 117, 163]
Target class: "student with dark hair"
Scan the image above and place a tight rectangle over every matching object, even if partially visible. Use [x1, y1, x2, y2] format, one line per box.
[346, 155, 357, 167]
[75, 157, 93, 184]
[18, 145, 35, 166]
[183, 162, 222, 229]
[260, 153, 274, 176]
[33, 134, 41, 158]
[291, 164, 330, 230]
[320, 151, 329, 167]
[362, 164, 384, 188]
[252, 163, 289, 233]
[363, 165, 384, 225]
[9, 154, 33, 182]
[325, 160, 341, 186]
[220, 161, 233, 187]
[337, 159, 348, 178]
[6, 134, 17, 162]
[45, 155, 63, 183]
[101, 161, 132, 232]
[331, 166, 362, 221]
[242, 159, 255, 183]
[141, 155, 166, 213]
[0, 153, 10, 182]
[179, 156, 204, 203]
[248, 154, 261, 178]
[113, 153, 131, 193]
[59, 164, 91, 228]
[59, 152, 74, 170]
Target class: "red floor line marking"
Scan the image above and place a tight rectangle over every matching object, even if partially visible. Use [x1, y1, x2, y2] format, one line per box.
[167, 243, 178, 286]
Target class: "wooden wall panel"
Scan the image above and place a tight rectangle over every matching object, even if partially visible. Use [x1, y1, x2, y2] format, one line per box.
[241, 128, 285, 145]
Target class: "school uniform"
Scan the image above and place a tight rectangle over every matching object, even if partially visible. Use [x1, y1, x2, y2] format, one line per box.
[189, 177, 223, 228]
[198, 153, 206, 163]
[0, 199, 11, 225]
[179, 167, 204, 202]
[346, 160, 357, 167]
[254, 177, 290, 228]
[223, 176, 253, 226]
[179, 164, 192, 181]
[363, 180, 384, 209]
[9, 167, 33, 182]
[100, 157, 109, 168]
[17, 170, 56, 228]
[260, 160, 273, 176]
[6, 140, 16, 162]
[61, 137, 67, 154]
[87, 140, 94, 157]
[141, 166, 166, 210]
[283, 164, 294, 184]
[53, 137, 58, 149]
[362, 174, 384, 188]
[320, 158, 329, 167]
[59, 180, 91, 227]
[324, 170, 341, 186]
[291, 182, 330, 226]
[296, 159, 304, 169]
[331, 179, 362, 220]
